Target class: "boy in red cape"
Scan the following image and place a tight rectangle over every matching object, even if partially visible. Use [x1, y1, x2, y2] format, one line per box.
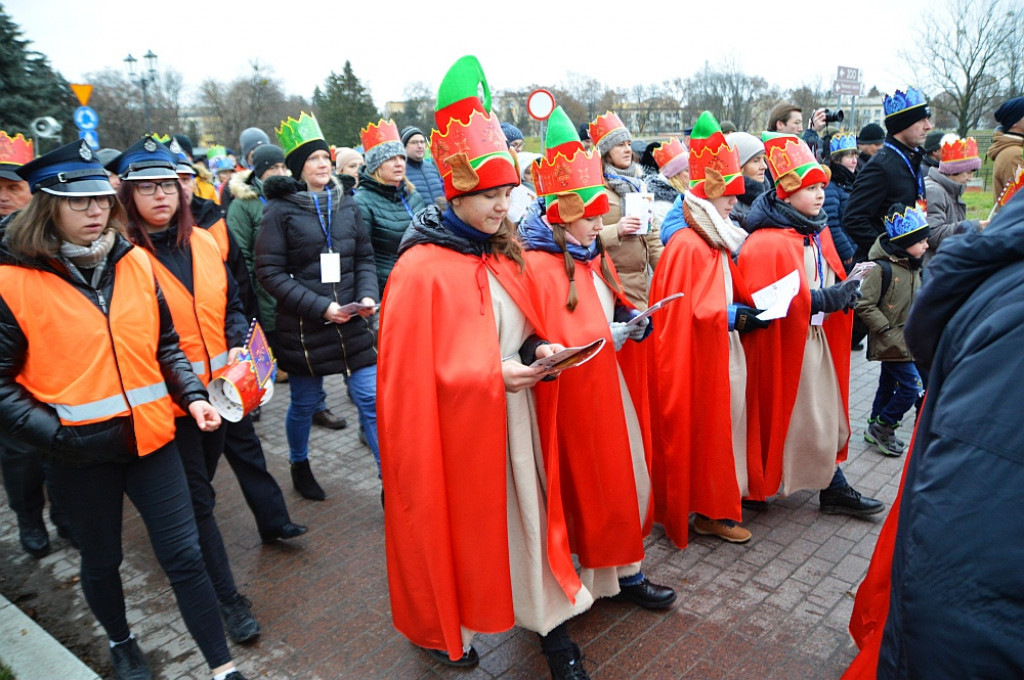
[519, 105, 677, 611]
[648, 111, 769, 548]
[737, 132, 884, 516]
[378, 56, 597, 680]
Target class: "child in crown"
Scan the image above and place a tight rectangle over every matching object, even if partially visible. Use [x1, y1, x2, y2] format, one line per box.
[737, 133, 885, 518]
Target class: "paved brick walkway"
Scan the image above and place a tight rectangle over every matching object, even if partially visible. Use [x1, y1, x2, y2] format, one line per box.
[0, 351, 907, 679]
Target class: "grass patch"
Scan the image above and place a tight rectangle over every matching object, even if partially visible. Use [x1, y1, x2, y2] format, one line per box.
[0, 659, 16, 680]
[963, 191, 993, 221]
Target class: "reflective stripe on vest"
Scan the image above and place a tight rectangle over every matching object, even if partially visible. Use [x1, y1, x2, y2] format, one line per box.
[146, 229, 229, 418]
[0, 246, 177, 457]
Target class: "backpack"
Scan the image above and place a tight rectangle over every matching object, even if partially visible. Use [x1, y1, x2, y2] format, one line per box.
[872, 259, 893, 305]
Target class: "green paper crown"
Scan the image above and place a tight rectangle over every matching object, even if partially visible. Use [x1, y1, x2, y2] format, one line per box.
[206, 145, 226, 161]
[276, 112, 325, 158]
[435, 55, 491, 114]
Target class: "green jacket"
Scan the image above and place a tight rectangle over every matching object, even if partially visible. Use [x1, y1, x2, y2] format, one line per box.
[226, 169, 277, 332]
[353, 169, 425, 294]
[855, 235, 922, 362]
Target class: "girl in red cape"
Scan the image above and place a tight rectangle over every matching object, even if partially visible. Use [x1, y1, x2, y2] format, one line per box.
[378, 57, 597, 680]
[519, 105, 677, 613]
[647, 111, 768, 549]
[737, 132, 884, 516]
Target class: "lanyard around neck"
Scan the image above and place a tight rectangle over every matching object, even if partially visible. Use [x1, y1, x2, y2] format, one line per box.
[311, 192, 332, 252]
[883, 141, 925, 202]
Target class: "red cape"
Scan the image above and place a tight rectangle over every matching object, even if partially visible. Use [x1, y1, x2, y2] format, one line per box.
[648, 228, 754, 548]
[737, 227, 852, 500]
[524, 250, 647, 568]
[378, 244, 579, 660]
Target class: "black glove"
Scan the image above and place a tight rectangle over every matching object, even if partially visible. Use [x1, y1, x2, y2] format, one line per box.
[810, 278, 862, 314]
[733, 305, 770, 333]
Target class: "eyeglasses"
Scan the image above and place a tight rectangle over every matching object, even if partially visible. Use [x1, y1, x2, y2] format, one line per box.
[66, 195, 116, 212]
[134, 180, 179, 196]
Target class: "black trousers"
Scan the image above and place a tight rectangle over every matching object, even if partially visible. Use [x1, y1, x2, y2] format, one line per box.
[48, 443, 231, 668]
[220, 416, 292, 534]
[1, 442, 67, 529]
[173, 417, 238, 604]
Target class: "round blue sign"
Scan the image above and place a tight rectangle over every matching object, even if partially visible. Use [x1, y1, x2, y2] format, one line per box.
[74, 106, 99, 131]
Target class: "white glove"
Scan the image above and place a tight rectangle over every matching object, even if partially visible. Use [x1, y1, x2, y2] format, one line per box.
[626, 316, 649, 341]
[609, 322, 631, 351]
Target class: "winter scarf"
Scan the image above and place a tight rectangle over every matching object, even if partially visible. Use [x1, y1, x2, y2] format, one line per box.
[682, 192, 748, 255]
[603, 161, 644, 196]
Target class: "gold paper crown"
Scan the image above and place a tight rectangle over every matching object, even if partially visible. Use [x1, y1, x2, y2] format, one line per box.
[276, 112, 324, 158]
[0, 131, 34, 166]
[360, 119, 401, 152]
[940, 137, 979, 163]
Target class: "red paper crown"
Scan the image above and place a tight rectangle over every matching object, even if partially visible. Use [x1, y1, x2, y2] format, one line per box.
[940, 137, 979, 164]
[588, 112, 627, 146]
[360, 119, 401, 152]
[689, 133, 741, 183]
[998, 166, 1024, 208]
[430, 108, 517, 197]
[534, 147, 603, 196]
[0, 131, 34, 167]
[652, 138, 687, 170]
[765, 137, 816, 179]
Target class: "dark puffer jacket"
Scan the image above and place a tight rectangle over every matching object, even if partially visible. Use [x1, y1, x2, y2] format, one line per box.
[404, 157, 445, 206]
[256, 175, 378, 377]
[353, 169, 425, 294]
[822, 163, 857, 263]
[0, 234, 206, 464]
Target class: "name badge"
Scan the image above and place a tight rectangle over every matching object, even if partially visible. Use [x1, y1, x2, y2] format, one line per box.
[320, 252, 341, 283]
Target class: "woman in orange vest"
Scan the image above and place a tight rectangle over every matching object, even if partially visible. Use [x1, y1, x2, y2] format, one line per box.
[0, 140, 250, 680]
[111, 136, 263, 648]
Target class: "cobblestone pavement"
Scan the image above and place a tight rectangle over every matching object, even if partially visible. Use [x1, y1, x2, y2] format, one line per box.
[0, 350, 907, 679]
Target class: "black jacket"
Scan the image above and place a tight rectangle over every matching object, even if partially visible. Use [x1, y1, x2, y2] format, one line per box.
[0, 234, 206, 464]
[192, 195, 258, 323]
[878, 192, 1024, 678]
[844, 136, 923, 261]
[256, 176, 378, 376]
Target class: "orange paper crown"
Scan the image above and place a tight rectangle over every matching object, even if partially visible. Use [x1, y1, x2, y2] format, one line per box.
[652, 138, 687, 170]
[765, 137, 816, 178]
[0, 132, 34, 167]
[940, 137, 979, 163]
[360, 119, 401, 152]
[588, 112, 627, 147]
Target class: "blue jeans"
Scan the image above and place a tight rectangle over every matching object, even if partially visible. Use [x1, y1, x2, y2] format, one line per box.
[286, 368, 380, 475]
[870, 361, 925, 426]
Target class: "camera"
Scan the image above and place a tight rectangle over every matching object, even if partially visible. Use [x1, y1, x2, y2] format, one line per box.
[823, 109, 845, 124]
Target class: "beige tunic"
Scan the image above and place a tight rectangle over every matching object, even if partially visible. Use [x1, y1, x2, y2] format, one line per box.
[779, 243, 851, 495]
[488, 272, 594, 638]
[578, 273, 646, 598]
[721, 252, 750, 498]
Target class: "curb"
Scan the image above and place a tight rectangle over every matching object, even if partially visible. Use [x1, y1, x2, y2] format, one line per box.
[0, 592, 100, 680]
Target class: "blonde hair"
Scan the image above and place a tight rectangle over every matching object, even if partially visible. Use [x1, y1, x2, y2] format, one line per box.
[667, 175, 689, 194]
[371, 167, 416, 194]
[6, 192, 126, 260]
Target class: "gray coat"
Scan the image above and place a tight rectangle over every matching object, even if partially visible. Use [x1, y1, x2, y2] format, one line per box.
[923, 167, 979, 266]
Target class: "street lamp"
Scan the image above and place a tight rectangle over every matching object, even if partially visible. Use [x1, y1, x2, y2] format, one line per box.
[125, 50, 158, 135]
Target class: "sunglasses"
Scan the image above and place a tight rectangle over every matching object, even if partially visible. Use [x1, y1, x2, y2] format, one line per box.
[66, 195, 116, 212]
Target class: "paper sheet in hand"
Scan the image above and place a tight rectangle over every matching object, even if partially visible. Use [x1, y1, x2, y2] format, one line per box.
[337, 301, 379, 315]
[530, 338, 606, 372]
[846, 261, 877, 282]
[752, 269, 800, 320]
[623, 191, 653, 235]
[627, 292, 684, 326]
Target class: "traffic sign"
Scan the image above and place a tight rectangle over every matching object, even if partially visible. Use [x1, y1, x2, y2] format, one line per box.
[74, 106, 99, 131]
[70, 83, 93, 106]
[837, 66, 861, 83]
[79, 129, 100, 150]
[833, 81, 863, 96]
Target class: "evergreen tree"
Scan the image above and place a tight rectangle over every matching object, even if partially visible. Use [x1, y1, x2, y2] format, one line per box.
[313, 62, 380, 147]
[0, 4, 75, 147]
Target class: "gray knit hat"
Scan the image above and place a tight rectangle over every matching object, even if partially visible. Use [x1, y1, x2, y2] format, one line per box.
[589, 112, 632, 157]
[364, 140, 405, 175]
[729, 132, 765, 168]
[400, 126, 424, 146]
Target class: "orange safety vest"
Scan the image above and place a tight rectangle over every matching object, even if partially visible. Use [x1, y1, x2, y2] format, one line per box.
[145, 229, 229, 417]
[205, 218, 230, 262]
[0, 248, 176, 457]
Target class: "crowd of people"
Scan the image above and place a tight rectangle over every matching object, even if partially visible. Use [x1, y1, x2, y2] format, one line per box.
[1, 52, 1022, 680]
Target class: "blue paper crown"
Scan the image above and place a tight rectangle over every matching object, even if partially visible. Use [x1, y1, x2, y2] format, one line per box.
[884, 205, 928, 239]
[884, 87, 927, 118]
[829, 133, 857, 156]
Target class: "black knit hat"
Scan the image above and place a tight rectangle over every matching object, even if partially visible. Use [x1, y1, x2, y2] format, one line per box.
[994, 96, 1024, 129]
[172, 134, 194, 159]
[923, 131, 944, 153]
[251, 144, 286, 182]
[857, 123, 885, 145]
[400, 126, 424, 146]
[285, 139, 331, 181]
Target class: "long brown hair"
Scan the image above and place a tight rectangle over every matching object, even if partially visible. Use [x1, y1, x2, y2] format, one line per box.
[5, 192, 127, 260]
[119, 180, 193, 253]
[549, 222, 621, 311]
[491, 217, 525, 271]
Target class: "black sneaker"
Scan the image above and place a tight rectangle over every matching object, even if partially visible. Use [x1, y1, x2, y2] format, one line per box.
[224, 672, 249, 680]
[545, 643, 591, 680]
[422, 645, 479, 667]
[109, 638, 152, 680]
[220, 594, 261, 643]
[819, 484, 885, 518]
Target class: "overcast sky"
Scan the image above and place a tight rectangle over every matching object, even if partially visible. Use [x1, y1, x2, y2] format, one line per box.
[8, 0, 933, 109]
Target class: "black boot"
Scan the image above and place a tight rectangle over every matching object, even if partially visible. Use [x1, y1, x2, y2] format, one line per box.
[17, 514, 50, 558]
[544, 643, 591, 680]
[109, 637, 152, 680]
[290, 460, 326, 501]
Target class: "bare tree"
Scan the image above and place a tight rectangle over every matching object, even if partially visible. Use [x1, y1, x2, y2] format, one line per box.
[677, 60, 774, 132]
[85, 67, 188, 148]
[902, 0, 1017, 136]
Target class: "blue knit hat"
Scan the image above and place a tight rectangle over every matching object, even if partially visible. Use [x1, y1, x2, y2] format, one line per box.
[500, 122, 523, 147]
